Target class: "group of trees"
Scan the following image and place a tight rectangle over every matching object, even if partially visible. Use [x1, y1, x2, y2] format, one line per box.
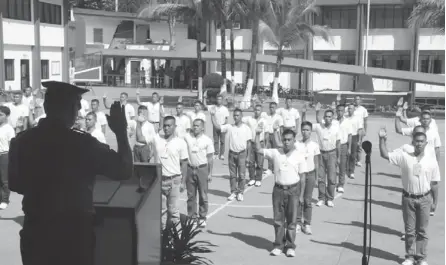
[71, 0, 445, 105]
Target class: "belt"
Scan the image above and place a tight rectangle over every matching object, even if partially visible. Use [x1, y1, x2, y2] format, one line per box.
[275, 182, 299, 190]
[320, 149, 336, 153]
[229, 150, 246, 155]
[162, 174, 181, 180]
[188, 164, 207, 169]
[403, 190, 431, 199]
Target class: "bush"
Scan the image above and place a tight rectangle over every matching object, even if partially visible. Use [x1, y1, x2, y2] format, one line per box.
[203, 73, 224, 89]
[161, 218, 214, 265]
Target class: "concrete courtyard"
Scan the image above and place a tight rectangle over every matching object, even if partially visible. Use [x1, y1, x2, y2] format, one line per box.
[0, 86, 444, 265]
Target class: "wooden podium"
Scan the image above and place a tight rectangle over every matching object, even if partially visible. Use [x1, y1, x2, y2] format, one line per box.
[93, 163, 161, 265]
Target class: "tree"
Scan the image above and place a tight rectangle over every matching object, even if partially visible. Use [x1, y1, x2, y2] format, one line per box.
[138, 0, 211, 100]
[68, 0, 116, 11]
[407, 0, 445, 32]
[260, 0, 330, 103]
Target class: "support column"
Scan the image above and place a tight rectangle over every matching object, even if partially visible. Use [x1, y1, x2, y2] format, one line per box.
[354, 4, 365, 91]
[409, 27, 420, 106]
[209, 20, 216, 73]
[205, 20, 210, 74]
[0, 12, 5, 90]
[303, 13, 314, 95]
[62, 0, 69, 82]
[32, 0, 41, 90]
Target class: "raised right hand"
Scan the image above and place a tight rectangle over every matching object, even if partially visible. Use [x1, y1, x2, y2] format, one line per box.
[315, 102, 321, 111]
[106, 101, 128, 135]
[378, 127, 387, 139]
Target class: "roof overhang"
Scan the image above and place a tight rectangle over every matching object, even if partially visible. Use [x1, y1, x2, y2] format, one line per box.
[96, 50, 445, 86]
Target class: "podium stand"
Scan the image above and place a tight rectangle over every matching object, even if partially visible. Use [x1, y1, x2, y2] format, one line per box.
[93, 163, 161, 265]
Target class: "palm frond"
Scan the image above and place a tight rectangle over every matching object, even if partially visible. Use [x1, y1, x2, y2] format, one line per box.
[138, 3, 194, 20]
[259, 20, 280, 48]
[407, 0, 445, 32]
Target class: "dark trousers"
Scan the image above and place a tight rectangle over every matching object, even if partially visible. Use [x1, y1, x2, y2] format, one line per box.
[228, 150, 247, 194]
[402, 193, 431, 262]
[213, 128, 226, 156]
[20, 216, 95, 265]
[0, 153, 10, 203]
[248, 142, 264, 181]
[133, 144, 152, 162]
[348, 135, 359, 175]
[186, 165, 209, 220]
[272, 183, 300, 250]
[318, 150, 337, 201]
[296, 170, 316, 225]
[356, 132, 363, 163]
[338, 143, 348, 188]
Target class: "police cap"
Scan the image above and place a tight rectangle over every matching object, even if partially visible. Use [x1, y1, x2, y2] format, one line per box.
[41, 81, 89, 99]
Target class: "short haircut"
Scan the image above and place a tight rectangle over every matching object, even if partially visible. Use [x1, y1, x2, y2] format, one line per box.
[163, 115, 176, 124]
[91, 99, 99, 104]
[216, 94, 223, 99]
[337, 104, 345, 109]
[13, 91, 23, 96]
[301, 121, 313, 130]
[193, 119, 205, 125]
[421, 111, 431, 117]
[324, 109, 334, 116]
[269, 102, 277, 107]
[412, 125, 425, 134]
[86, 111, 97, 119]
[421, 105, 432, 112]
[194, 100, 202, 105]
[233, 108, 243, 114]
[413, 132, 427, 140]
[152, 92, 159, 97]
[138, 105, 148, 111]
[282, 129, 296, 138]
[176, 102, 183, 107]
[0, 106, 11, 116]
[255, 104, 262, 109]
[120, 92, 128, 97]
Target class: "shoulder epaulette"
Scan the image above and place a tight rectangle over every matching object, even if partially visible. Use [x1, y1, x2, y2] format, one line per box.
[72, 128, 88, 135]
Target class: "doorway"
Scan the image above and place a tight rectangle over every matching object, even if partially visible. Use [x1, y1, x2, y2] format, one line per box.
[20, 59, 30, 89]
[130, 60, 141, 87]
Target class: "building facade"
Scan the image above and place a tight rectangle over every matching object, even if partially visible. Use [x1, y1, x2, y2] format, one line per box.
[0, 0, 70, 91]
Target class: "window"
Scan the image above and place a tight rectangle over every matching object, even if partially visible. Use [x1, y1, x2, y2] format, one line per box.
[41, 60, 49, 79]
[2, 0, 31, 21]
[368, 53, 411, 70]
[216, 61, 248, 72]
[314, 52, 356, 65]
[51, 61, 61, 75]
[419, 53, 445, 74]
[40, 2, 62, 25]
[315, 6, 357, 29]
[370, 5, 412, 28]
[93, 28, 104, 43]
[4, 59, 14, 81]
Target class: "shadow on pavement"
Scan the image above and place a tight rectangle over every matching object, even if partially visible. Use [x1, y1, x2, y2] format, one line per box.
[349, 183, 403, 193]
[228, 214, 274, 226]
[376, 172, 400, 179]
[342, 198, 401, 210]
[212, 174, 230, 180]
[325, 221, 402, 237]
[310, 240, 403, 264]
[208, 189, 231, 198]
[0, 215, 24, 227]
[207, 230, 271, 252]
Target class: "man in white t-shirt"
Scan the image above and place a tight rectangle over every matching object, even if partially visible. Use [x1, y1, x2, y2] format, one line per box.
[137, 115, 188, 229]
[134, 105, 155, 163]
[85, 112, 107, 144]
[183, 119, 214, 228]
[209, 95, 229, 160]
[398, 104, 438, 132]
[103, 92, 135, 122]
[295, 121, 320, 235]
[255, 127, 307, 258]
[335, 104, 352, 194]
[4, 91, 29, 133]
[277, 98, 300, 133]
[345, 102, 361, 179]
[379, 129, 439, 265]
[266, 102, 284, 175]
[0, 105, 15, 209]
[90, 99, 107, 135]
[21, 87, 34, 108]
[242, 104, 267, 187]
[353, 96, 368, 166]
[136, 90, 164, 131]
[186, 100, 206, 126]
[211, 108, 252, 202]
[28, 98, 46, 127]
[174, 102, 191, 138]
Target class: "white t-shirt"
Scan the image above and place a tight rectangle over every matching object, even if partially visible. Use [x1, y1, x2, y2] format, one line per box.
[313, 123, 339, 151]
[295, 140, 320, 172]
[277, 108, 300, 128]
[388, 150, 441, 194]
[4, 103, 29, 128]
[144, 134, 188, 177]
[353, 105, 368, 129]
[401, 126, 442, 149]
[123, 103, 136, 122]
[184, 133, 214, 166]
[345, 115, 361, 136]
[175, 114, 191, 138]
[210, 105, 229, 126]
[406, 117, 438, 132]
[220, 123, 252, 152]
[337, 118, 353, 145]
[95, 111, 107, 131]
[266, 113, 284, 133]
[22, 95, 34, 107]
[90, 128, 107, 144]
[395, 144, 437, 162]
[141, 102, 164, 123]
[242, 115, 267, 142]
[263, 148, 307, 185]
[79, 99, 90, 117]
[136, 121, 156, 146]
[186, 111, 206, 124]
[0, 123, 15, 152]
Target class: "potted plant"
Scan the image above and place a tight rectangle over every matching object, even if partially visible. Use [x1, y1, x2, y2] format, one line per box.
[161, 217, 214, 265]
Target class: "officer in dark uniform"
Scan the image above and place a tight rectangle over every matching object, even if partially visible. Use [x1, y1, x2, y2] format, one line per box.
[8, 81, 133, 265]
